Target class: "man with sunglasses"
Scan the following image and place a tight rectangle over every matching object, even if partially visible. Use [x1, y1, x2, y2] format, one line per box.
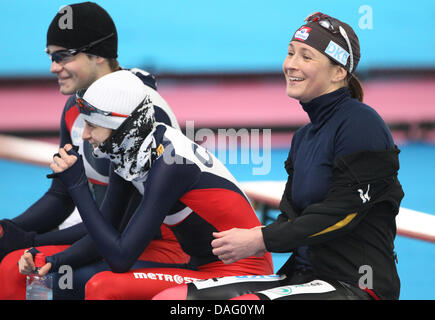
[0, 2, 188, 299]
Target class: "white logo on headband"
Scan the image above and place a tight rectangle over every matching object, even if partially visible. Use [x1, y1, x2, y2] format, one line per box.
[294, 26, 311, 41]
[325, 40, 349, 67]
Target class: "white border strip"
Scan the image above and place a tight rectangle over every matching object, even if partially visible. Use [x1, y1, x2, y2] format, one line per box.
[239, 180, 435, 243]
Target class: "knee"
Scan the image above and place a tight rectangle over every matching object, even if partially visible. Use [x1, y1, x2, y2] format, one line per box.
[85, 272, 117, 300]
[0, 249, 28, 299]
[152, 284, 188, 300]
[0, 249, 24, 274]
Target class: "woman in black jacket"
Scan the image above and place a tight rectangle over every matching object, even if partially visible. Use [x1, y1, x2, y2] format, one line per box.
[154, 12, 404, 300]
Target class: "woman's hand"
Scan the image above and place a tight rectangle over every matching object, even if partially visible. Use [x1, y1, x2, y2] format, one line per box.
[18, 251, 52, 276]
[211, 226, 267, 264]
[49, 144, 78, 174]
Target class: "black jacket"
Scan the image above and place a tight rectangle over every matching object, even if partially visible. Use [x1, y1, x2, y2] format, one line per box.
[262, 147, 404, 299]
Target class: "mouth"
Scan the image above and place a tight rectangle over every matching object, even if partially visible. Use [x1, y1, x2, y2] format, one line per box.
[288, 76, 305, 83]
[58, 76, 72, 83]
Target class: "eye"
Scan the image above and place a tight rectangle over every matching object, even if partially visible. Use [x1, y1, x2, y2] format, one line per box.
[85, 121, 95, 129]
[303, 55, 312, 60]
[287, 51, 294, 56]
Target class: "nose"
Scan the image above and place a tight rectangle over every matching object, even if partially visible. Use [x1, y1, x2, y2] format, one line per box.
[82, 123, 92, 141]
[282, 55, 298, 74]
[50, 60, 63, 74]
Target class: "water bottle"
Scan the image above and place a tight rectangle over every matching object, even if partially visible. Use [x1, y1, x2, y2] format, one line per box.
[26, 253, 53, 300]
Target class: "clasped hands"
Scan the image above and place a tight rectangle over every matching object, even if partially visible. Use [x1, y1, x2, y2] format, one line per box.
[18, 250, 51, 277]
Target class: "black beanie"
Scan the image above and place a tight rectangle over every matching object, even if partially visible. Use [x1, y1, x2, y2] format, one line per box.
[291, 13, 360, 73]
[46, 2, 118, 58]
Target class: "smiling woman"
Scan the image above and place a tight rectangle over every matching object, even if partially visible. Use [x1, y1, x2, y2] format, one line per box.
[283, 42, 348, 103]
[283, 12, 362, 103]
[12, 69, 273, 300]
[155, 12, 405, 301]
[81, 122, 113, 149]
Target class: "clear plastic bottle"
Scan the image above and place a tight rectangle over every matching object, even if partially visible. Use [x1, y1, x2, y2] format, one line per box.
[26, 253, 53, 300]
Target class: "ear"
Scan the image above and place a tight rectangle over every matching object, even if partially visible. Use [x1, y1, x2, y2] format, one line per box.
[86, 54, 107, 66]
[93, 56, 107, 66]
[331, 65, 348, 83]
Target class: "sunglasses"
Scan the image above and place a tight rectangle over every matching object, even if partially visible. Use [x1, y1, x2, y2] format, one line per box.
[45, 32, 115, 64]
[75, 88, 129, 118]
[305, 12, 354, 73]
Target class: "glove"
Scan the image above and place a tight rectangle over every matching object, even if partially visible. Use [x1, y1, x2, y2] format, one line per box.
[48, 145, 88, 190]
[47, 145, 80, 179]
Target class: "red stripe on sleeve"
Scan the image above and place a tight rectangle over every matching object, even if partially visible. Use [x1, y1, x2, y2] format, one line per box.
[88, 178, 108, 186]
[65, 104, 80, 133]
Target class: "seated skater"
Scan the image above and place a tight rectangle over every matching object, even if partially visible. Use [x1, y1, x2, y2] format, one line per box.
[153, 12, 404, 300]
[20, 70, 273, 300]
[0, 2, 187, 300]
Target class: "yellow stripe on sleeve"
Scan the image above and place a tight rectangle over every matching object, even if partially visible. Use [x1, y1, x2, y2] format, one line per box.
[309, 213, 357, 238]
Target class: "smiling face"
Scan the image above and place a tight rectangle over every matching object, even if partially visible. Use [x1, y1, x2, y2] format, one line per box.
[47, 45, 111, 95]
[82, 121, 112, 148]
[282, 41, 347, 103]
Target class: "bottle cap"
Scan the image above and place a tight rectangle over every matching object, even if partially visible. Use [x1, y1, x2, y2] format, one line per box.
[34, 253, 46, 268]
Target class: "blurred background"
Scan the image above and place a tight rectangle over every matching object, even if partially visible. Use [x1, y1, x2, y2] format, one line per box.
[0, 0, 434, 299]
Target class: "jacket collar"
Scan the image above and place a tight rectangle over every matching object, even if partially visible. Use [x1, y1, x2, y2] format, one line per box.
[300, 87, 350, 128]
